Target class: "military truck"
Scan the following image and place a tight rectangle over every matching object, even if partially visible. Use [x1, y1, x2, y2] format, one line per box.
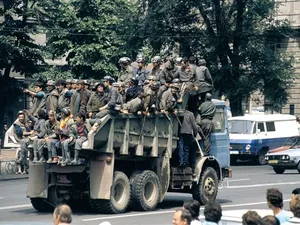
[4, 99, 231, 214]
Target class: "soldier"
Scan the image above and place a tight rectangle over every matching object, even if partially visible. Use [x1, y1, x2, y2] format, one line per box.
[71, 112, 88, 165]
[178, 109, 199, 176]
[160, 83, 180, 114]
[150, 56, 162, 78]
[188, 56, 197, 68]
[42, 110, 60, 163]
[71, 79, 78, 91]
[83, 80, 92, 100]
[87, 82, 108, 118]
[90, 77, 122, 130]
[57, 107, 76, 166]
[126, 77, 144, 102]
[198, 93, 216, 156]
[158, 56, 177, 99]
[121, 92, 144, 114]
[132, 57, 149, 86]
[144, 82, 160, 115]
[70, 80, 88, 118]
[16, 109, 47, 164]
[131, 53, 143, 70]
[194, 59, 214, 97]
[57, 79, 72, 113]
[118, 57, 133, 85]
[173, 57, 197, 103]
[45, 80, 59, 113]
[24, 81, 46, 117]
[66, 79, 72, 90]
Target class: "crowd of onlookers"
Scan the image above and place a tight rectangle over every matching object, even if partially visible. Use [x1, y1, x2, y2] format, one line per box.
[50, 188, 300, 225]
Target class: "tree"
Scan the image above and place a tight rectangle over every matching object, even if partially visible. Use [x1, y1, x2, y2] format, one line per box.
[0, 0, 44, 142]
[133, 0, 294, 116]
[39, 0, 135, 80]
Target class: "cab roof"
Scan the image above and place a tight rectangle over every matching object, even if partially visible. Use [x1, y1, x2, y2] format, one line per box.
[228, 114, 296, 122]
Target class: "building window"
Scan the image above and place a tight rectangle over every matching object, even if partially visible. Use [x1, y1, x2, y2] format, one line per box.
[290, 104, 295, 115]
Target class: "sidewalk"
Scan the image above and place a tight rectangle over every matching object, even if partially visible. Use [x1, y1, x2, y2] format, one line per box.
[0, 173, 29, 181]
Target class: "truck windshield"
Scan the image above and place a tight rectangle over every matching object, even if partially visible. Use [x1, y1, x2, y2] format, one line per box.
[229, 120, 254, 134]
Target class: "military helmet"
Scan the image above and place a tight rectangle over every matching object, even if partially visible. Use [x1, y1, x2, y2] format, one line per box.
[151, 56, 161, 63]
[205, 92, 212, 101]
[176, 57, 183, 64]
[61, 107, 70, 116]
[56, 79, 66, 86]
[198, 59, 207, 66]
[170, 83, 180, 89]
[83, 79, 90, 86]
[172, 78, 180, 83]
[151, 82, 160, 90]
[136, 57, 145, 63]
[72, 79, 78, 84]
[130, 77, 139, 86]
[118, 57, 128, 64]
[102, 76, 115, 84]
[147, 75, 156, 81]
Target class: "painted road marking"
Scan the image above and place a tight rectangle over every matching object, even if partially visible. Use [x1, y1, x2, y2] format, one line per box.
[227, 179, 250, 182]
[82, 199, 290, 222]
[221, 181, 300, 189]
[0, 204, 31, 211]
[0, 197, 4, 199]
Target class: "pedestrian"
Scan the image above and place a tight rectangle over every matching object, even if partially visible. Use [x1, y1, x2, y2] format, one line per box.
[183, 200, 201, 225]
[260, 216, 280, 225]
[242, 211, 261, 225]
[291, 188, 300, 200]
[172, 208, 192, 225]
[203, 201, 222, 225]
[198, 93, 216, 156]
[266, 188, 290, 224]
[283, 195, 300, 225]
[53, 204, 72, 225]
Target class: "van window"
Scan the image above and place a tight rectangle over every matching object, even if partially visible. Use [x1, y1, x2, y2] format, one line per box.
[213, 107, 225, 133]
[257, 122, 265, 132]
[229, 120, 254, 134]
[266, 122, 275, 131]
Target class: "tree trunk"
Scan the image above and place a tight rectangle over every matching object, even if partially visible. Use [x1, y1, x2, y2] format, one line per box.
[230, 95, 243, 116]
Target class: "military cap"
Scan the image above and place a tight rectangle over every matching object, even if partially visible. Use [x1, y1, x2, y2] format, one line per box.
[198, 59, 207, 66]
[66, 79, 72, 84]
[46, 80, 55, 86]
[151, 56, 161, 63]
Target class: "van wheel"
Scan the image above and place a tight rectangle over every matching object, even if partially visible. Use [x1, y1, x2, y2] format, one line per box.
[192, 167, 218, 204]
[273, 167, 285, 174]
[48, 186, 68, 207]
[257, 152, 267, 165]
[130, 170, 160, 211]
[30, 198, 52, 212]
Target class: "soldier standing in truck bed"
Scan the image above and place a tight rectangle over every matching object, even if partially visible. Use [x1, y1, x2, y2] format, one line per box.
[158, 56, 177, 99]
[150, 56, 162, 79]
[133, 57, 149, 86]
[198, 93, 216, 156]
[118, 57, 133, 85]
[194, 59, 214, 98]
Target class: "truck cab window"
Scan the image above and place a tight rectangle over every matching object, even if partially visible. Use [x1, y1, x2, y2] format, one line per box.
[212, 107, 225, 133]
[257, 122, 265, 132]
[266, 122, 275, 132]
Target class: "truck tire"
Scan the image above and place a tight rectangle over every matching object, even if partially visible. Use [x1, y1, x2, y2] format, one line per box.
[30, 198, 52, 212]
[90, 171, 131, 214]
[273, 167, 285, 174]
[256, 148, 268, 165]
[130, 170, 160, 211]
[192, 167, 218, 205]
[48, 186, 68, 207]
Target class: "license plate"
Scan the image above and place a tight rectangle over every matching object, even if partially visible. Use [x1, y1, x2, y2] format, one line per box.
[230, 151, 239, 155]
[269, 160, 278, 164]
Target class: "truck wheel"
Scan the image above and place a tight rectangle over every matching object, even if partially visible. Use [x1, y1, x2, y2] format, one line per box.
[273, 167, 285, 174]
[192, 167, 218, 205]
[30, 198, 52, 212]
[91, 171, 131, 214]
[48, 186, 68, 207]
[130, 170, 160, 211]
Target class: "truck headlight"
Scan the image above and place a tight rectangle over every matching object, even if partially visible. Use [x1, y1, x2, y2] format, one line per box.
[245, 144, 251, 151]
[265, 156, 269, 160]
[281, 155, 290, 160]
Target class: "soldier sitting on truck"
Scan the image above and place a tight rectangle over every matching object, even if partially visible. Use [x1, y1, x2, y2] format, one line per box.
[143, 82, 160, 116]
[125, 77, 144, 102]
[160, 83, 180, 114]
[121, 92, 145, 115]
[86, 82, 108, 119]
[71, 112, 88, 165]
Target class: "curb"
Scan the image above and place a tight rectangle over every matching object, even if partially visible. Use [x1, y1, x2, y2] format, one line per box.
[0, 175, 29, 181]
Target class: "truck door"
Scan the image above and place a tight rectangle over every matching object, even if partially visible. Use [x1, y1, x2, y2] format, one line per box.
[210, 105, 230, 168]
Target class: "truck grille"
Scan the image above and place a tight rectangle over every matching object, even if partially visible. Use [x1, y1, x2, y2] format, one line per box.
[230, 144, 243, 150]
[268, 155, 282, 160]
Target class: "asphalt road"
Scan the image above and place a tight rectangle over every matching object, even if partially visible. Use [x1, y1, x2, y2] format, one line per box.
[0, 164, 299, 225]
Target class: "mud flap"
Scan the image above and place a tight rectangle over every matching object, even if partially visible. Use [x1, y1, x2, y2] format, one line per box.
[27, 162, 48, 198]
[156, 151, 170, 202]
[89, 154, 114, 200]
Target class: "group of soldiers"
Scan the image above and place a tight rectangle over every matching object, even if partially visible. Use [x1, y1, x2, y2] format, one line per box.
[9, 54, 215, 170]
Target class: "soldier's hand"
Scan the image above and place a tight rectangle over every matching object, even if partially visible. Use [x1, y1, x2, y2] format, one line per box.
[174, 110, 178, 115]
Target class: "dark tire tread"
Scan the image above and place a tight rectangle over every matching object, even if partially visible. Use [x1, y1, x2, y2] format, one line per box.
[30, 198, 53, 212]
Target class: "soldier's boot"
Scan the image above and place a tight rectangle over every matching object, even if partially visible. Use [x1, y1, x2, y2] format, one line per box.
[71, 150, 79, 165]
[46, 151, 52, 163]
[62, 151, 71, 166]
[38, 148, 45, 163]
[33, 151, 38, 163]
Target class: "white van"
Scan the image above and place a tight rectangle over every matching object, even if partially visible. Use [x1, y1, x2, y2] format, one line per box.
[228, 114, 300, 165]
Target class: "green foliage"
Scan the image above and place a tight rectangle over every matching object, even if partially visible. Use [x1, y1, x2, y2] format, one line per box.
[39, 0, 135, 80]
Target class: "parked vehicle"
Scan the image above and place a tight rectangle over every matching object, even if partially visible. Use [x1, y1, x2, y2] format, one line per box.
[268, 136, 300, 154]
[228, 114, 299, 165]
[265, 139, 300, 174]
